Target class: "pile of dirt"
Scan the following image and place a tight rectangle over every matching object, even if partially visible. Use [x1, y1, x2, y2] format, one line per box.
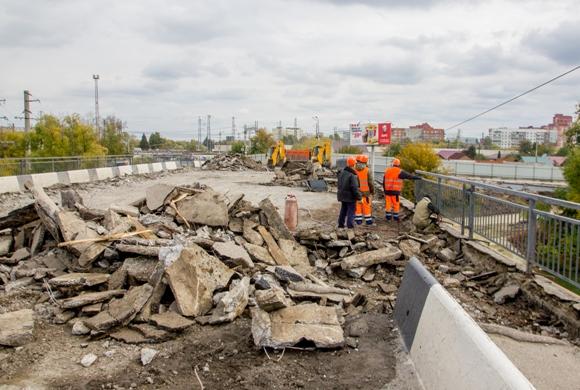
[202, 154, 267, 171]
[270, 161, 337, 191]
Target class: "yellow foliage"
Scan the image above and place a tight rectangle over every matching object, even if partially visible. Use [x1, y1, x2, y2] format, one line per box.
[397, 143, 440, 173]
[292, 136, 332, 150]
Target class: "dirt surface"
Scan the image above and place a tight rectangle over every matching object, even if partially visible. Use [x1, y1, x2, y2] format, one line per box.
[2, 167, 578, 390]
[0, 170, 422, 390]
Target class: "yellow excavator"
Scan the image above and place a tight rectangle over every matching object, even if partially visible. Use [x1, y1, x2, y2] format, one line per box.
[267, 140, 286, 168]
[310, 140, 332, 168]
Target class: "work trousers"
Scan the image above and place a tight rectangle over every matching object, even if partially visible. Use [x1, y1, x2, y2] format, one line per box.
[385, 194, 400, 221]
[355, 195, 373, 225]
[338, 202, 356, 228]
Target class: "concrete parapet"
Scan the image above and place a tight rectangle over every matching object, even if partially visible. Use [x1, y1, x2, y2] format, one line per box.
[395, 257, 534, 390]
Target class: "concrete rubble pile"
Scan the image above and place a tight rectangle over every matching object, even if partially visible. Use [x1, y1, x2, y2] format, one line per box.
[271, 161, 337, 191]
[0, 182, 409, 351]
[201, 153, 267, 171]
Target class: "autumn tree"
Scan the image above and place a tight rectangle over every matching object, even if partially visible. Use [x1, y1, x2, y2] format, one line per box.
[149, 132, 163, 149]
[231, 141, 245, 154]
[250, 129, 275, 154]
[101, 116, 130, 155]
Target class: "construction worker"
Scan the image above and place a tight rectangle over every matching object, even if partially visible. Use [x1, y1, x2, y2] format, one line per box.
[354, 154, 375, 225]
[383, 158, 421, 221]
[413, 195, 442, 232]
[337, 156, 362, 228]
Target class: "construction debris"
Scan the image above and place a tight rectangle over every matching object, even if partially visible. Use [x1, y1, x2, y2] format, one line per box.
[0, 309, 35, 347]
[202, 153, 267, 171]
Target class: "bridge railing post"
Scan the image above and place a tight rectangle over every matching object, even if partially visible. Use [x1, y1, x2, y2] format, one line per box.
[468, 184, 475, 239]
[461, 184, 467, 236]
[525, 199, 537, 274]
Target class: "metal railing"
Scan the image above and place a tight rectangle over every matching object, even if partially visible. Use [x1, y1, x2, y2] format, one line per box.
[415, 171, 580, 288]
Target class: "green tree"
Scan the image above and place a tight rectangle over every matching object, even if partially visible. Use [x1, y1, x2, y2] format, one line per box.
[464, 145, 476, 159]
[250, 129, 275, 154]
[101, 116, 130, 155]
[518, 139, 533, 155]
[0, 130, 27, 158]
[149, 132, 163, 149]
[231, 141, 245, 154]
[30, 114, 105, 157]
[482, 136, 493, 149]
[139, 133, 150, 150]
[383, 143, 402, 157]
[202, 137, 215, 151]
[281, 134, 298, 145]
[564, 148, 580, 203]
[338, 145, 363, 154]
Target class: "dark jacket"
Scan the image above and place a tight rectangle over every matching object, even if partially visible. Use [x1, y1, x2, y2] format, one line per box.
[337, 167, 362, 203]
[383, 169, 421, 195]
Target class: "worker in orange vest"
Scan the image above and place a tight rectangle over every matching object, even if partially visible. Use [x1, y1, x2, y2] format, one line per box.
[354, 154, 375, 225]
[383, 158, 421, 221]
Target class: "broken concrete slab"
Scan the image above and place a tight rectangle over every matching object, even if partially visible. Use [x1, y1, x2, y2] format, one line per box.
[130, 323, 170, 342]
[494, 284, 520, 304]
[57, 211, 107, 266]
[255, 287, 291, 312]
[212, 241, 254, 268]
[103, 209, 123, 231]
[399, 239, 422, 259]
[84, 284, 153, 331]
[165, 245, 234, 317]
[81, 303, 102, 315]
[258, 198, 294, 241]
[0, 309, 35, 347]
[49, 273, 109, 288]
[109, 204, 140, 217]
[534, 275, 580, 303]
[278, 239, 311, 275]
[228, 218, 243, 234]
[244, 243, 276, 265]
[209, 277, 250, 324]
[437, 248, 457, 262]
[72, 320, 91, 335]
[251, 303, 344, 349]
[146, 184, 175, 211]
[0, 230, 13, 257]
[59, 290, 126, 309]
[243, 219, 264, 246]
[258, 226, 290, 266]
[150, 311, 194, 331]
[141, 347, 158, 366]
[109, 328, 149, 344]
[286, 282, 351, 303]
[443, 277, 461, 288]
[124, 257, 158, 283]
[340, 246, 403, 270]
[269, 265, 305, 283]
[176, 189, 229, 227]
[80, 353, 98, 367]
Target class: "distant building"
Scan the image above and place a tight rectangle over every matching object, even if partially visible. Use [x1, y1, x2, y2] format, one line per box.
[541, 113, 573, 147]
[273, 126, 304, 140]
[488, 127, 557, 149]
[389, 123, 445, 144]
[437, 150, 470, 160]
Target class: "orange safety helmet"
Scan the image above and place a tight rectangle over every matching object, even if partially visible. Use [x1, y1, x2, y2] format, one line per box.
[356, 154, 369, 163]
[346, 156, 356, 167]
[392, 158, 401, 167]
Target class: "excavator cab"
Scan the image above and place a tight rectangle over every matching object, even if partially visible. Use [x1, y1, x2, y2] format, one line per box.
[310, 141, 332, 168]
[267, 140, 286, 168]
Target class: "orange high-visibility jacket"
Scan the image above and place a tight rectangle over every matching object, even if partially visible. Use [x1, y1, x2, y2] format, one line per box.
[384, 167, 403, 193]
[356, 167, 370, 193]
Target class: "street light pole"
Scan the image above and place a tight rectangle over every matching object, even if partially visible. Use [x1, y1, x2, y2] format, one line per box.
[93, 74, 101, 139]
[313, 116, 319, 139]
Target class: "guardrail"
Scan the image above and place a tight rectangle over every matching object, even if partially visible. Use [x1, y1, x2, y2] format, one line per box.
[415, 170, 580, 288]
[0, 154, 202, 177]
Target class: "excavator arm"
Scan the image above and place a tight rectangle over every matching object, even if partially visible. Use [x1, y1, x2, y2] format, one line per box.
[267, 141, 286, 168]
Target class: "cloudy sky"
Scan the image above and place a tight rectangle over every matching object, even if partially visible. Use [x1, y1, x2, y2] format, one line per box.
[1, 0, 579, 140]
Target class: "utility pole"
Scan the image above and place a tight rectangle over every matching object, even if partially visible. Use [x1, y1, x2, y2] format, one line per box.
[92, 75, 101, 139]
[23, 90, 40, 156]
[232, 116, 236, 140]
[207, 114, 211, 152]
[313, 116, 319, 139]
[198, 116, 202, 150]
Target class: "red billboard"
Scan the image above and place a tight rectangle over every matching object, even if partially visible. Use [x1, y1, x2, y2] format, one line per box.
[378, 122, 392, 145]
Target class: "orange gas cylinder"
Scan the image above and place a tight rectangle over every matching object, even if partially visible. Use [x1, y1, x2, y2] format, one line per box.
[284, 194, 298, 231]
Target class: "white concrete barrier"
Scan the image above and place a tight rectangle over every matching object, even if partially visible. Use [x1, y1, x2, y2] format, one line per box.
[134, 164, 150, 174]
[0, 161, 181, 194]
[0, 176, 21, 193]
[67, 169, 90, 184]
[31, 172, 59, 189]
[94, 167, 115, 180]
[395, 258, 535, 390]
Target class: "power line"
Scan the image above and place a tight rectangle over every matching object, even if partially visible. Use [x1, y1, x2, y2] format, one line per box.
[446, 65, 580, 131]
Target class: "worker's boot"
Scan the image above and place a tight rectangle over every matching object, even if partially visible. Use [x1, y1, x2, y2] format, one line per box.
[385, 212, 392, 221]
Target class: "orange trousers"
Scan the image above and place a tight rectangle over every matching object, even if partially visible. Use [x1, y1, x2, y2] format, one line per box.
[385, 195, 400, 220]
[354, 195, 373, 224]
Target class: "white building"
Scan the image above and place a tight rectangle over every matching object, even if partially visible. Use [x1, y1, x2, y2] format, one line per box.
[488, 127, 558, 149]
[273, 126, 304, 140]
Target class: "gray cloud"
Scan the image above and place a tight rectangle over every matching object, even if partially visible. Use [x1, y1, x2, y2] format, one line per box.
[525, 22, 580, 65]
[334, 61, 422, 85]
[311, 0, 478, 8]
